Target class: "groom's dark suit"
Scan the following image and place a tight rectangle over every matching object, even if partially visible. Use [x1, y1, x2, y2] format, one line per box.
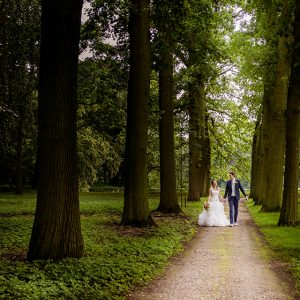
[224, 179, 247, 224]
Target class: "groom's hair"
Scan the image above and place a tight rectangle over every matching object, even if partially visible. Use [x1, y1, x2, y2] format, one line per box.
[229, 171, 235, 176]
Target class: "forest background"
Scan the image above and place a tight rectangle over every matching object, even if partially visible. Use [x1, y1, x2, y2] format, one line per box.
[1, 0, 300, 222]
[0, 0, 255, 194]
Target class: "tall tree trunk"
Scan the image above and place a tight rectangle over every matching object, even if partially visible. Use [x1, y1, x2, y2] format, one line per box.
[260, 35, 292, 211]
[249, 118, 261, 200]
[254, 2, 290, 209]
[121, 0, 154, 226]
[278, 1, 300, 226]
[0, 4, 8, 106]
[28, 0, 84, 260]
[253, 90, 270, 205]
[156, 38, 181, 214]
[15, 107, 23, 194]
[187, 80, 206, 201]
[199, 112, 211, 197]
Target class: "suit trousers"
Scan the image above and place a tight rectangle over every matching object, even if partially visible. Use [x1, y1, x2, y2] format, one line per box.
[228, 196, 239, 224]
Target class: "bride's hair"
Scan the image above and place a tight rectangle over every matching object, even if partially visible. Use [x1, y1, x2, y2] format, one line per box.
[211, 180, 217, 187]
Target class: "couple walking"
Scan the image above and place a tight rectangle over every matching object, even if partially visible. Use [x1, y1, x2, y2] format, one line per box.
[198, 171, 248, 227]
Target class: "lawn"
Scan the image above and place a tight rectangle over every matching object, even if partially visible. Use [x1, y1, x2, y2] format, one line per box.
[246, 200, 300, 296]
[0, 191, 201, 299]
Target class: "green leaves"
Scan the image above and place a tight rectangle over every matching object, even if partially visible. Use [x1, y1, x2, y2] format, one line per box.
[77, 56, 127, 190]
[247, 200, 300, 295]
[0, 192, 197, 299]
[78, 128, 121, 191]
[0, 0, 40, 188]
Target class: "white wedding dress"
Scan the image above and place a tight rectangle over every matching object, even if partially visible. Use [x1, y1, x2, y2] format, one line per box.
[198, 188, 230, 227]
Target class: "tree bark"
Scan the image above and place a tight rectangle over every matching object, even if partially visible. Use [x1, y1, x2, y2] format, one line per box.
[15, 107, 23, 194]
[199, 112, 211, 197]
[253, 87, 271, 206]
[260, 34, 292, 211]
[254, 1, 292, 210]
[249, 118, 261, 200]
[28, 0, 84, 260]
[156, 38, 181, 213]
[121, 0, 154, 226]
[278, 1, 300, 226]
[187, 79, 207, 201]
[0, 4, 8, 107]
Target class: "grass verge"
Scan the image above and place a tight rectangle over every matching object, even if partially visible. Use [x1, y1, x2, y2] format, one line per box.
[0, 192, 201, 299]
[246, 200, 300, 296]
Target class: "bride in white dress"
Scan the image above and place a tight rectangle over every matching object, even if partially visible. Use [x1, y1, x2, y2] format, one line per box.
[198, 180, 230, 227]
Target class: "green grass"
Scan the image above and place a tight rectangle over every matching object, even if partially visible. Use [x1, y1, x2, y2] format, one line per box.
[246, 200, 300, 295]
[0, 191, 201, 299]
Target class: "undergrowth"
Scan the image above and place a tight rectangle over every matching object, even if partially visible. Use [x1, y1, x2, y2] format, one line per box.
[0, 192, 200, 299]
[246, 200, 300, 296]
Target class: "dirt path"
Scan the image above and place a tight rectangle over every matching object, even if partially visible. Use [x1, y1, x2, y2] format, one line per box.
[128, 203, 295, 300]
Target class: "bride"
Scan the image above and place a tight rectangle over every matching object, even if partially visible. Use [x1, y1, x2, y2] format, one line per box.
[198, 180, 230, 227]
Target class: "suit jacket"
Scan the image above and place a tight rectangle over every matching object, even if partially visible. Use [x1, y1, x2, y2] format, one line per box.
[224, 179, 247, 200]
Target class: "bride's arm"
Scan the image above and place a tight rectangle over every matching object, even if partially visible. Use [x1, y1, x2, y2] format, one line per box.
[207, 188, 212, 202]
[218, 187, 225, 202]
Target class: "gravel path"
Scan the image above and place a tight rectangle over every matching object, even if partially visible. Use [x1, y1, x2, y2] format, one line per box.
[127, 202, 295, 300]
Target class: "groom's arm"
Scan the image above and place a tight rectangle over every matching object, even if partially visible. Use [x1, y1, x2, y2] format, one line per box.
[224, 182, 229, 198]
[238, 181, 247, 197]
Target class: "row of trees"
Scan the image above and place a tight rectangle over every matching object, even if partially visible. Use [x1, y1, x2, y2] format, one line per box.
[244, 0, 299, 225]
[3, 1, 255, 192]
[81, 0, 254, 223]
[1, 0, 299, 260]
[0, 0, 253, 195]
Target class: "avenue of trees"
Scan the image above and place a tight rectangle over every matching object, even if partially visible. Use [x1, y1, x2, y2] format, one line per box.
[0, 0, 299, 259]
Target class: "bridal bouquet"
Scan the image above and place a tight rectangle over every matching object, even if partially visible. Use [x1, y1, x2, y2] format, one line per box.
[203, 201, 210, 210]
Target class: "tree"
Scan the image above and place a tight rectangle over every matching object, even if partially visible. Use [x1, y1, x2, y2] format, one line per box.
[28, 0, 84, 260]
[202, 112, 211, 195]
[187, 77, 207, 200]
[0, 0, 40, 193]
[121, 0, 154, 226]
[156, 39, 181, 213]
[249, 118, 260, 200]
[235, 0, 293, 208]
[153, 0, 182, 213]
[179, 0, 214, 201]
[259, 0, 293, 211]
[278, 0, 300, 226]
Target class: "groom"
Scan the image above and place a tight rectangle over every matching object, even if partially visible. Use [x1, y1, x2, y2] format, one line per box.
[224, 171, 248, 227]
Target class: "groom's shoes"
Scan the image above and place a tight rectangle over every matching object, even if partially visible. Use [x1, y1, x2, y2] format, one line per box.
[233, 222, 238, 226]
